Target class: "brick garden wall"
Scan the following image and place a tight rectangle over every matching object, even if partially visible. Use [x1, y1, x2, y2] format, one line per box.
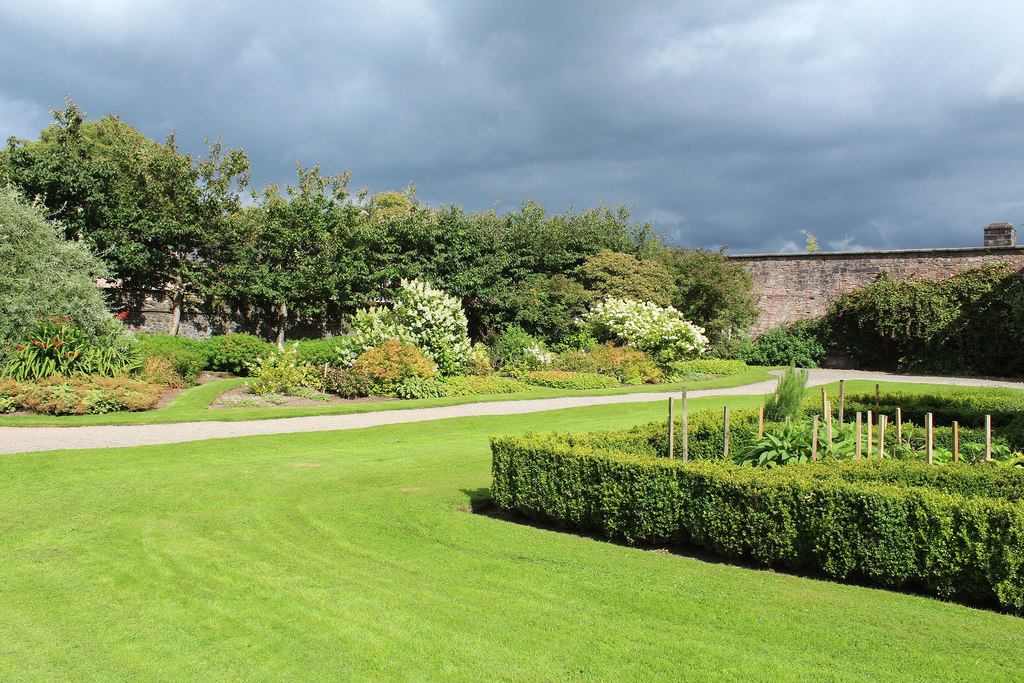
[730, 246, 1024, 335]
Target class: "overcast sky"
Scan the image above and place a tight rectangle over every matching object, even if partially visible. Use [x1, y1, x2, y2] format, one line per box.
[2, 1, 1023, 253]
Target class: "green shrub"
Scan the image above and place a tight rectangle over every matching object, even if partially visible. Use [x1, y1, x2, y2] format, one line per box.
[205, 333, 274, 376]
[0, 376, 162, 415]
[349, 340, 437, 397]
[667, 358, 748, 377]
[0, 186, 115, 367]
[490, 432, 1024, 612]
[294, 338, 350, 367]
[490, 326, 553, 370]
[586, 344, 662, 384]
[134, 333, 208, 384]
[553, 349, 601, 374]
[520, 370, 620, 390]
[465, 343, 494, 376]
[246, 344, 321, 395]
[740, 320, 825, 367]
[395, 376, 450, 399]
[324, 366, 374, 399]
[443, 375, 527, 396]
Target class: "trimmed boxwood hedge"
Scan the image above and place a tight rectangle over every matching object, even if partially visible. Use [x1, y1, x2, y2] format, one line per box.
[491, 431, 1024, 612]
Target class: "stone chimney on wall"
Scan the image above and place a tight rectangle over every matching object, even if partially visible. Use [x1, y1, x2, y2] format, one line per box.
[984, 222, 1017, 247]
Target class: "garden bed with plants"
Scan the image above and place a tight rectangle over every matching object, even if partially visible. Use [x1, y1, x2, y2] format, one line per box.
[3, 278, 755, 417]
[491, 373, 1024, 613]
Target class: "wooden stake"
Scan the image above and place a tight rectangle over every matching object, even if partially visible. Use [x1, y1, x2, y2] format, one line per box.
[926, 413, 934, 465]
[838, 380, 845, 426]
[855, 412, 862, 460]
[953, 421, 959, 463]
[867, 411, 873, 458]
[821, 387, 827, 415]
[668, 398, 675, 459]
[758, 403, 764, 438]
[985, 414, 992, 461]
[875, 384, 880, 412]
[825, 400, 833, 446]
[812, 414, 819, 461]
[681, 389, 689, 463]
[723, 406, 731, 459]
[896, 407, 902, 444]
[878, 414, 886, 458]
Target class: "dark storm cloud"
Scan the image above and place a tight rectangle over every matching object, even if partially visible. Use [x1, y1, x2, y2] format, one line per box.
[2, 1, 1023, 253]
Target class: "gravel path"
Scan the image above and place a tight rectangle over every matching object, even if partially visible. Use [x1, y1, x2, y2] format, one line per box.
[3, 369, 1024, 455]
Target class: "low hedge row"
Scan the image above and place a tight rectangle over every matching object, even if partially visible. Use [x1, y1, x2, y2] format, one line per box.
[520, 370, 621, 390]
[491, 432, 1024, 612]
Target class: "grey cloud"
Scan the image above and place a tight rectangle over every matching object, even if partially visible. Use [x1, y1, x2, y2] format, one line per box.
[2, 1, 1023, 254]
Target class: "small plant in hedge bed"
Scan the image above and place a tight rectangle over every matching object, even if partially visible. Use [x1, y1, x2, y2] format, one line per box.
[519, 370, 620, 390]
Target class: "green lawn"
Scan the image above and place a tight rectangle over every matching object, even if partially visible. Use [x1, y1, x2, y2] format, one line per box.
[2, 393, 1022, 680]
[0, 366, 774, 427]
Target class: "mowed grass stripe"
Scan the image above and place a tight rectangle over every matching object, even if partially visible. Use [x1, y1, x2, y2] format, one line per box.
[1, 396, 1022, 680]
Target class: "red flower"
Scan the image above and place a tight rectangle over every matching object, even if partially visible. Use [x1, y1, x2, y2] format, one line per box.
[116, 311, 129, 320]
[16, 346, 25, 350]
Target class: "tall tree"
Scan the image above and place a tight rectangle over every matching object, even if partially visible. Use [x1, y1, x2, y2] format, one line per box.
[220, 165, 355, 346]
[0, 100, 250, 333]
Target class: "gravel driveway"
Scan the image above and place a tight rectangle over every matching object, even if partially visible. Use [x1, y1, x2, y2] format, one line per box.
[3, 369, 1023, 455]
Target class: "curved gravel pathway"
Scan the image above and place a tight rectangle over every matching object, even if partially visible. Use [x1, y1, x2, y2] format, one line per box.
[3, 369, 1024, 455]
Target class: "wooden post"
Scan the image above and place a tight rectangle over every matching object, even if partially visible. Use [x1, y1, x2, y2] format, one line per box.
[668, 398, 675, 459]
[953, 421, 959, 463]
[811, 415, 819, 461]
[855, 412, 862, 460]
[867, 411, 873, 458]
[875, 384, 880, 412]
[723, 406, 731, 459]
[758, 403, 765, 438]
[825, 400, 833, 446]
[838, 380, 846, 426]
[681, 389, 689, 463]
[878, 414, 886, 458]
[896, 407, 902, 444]
[821, 387, 827, 416]
[926, 413, 934, 465]
[985, 414, 992, 461]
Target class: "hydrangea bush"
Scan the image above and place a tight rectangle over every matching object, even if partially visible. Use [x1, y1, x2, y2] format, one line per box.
[347, 279, 471, 375]
[581, 297, 708, 364]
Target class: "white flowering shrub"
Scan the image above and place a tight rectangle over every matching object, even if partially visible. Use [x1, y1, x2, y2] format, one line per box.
[581, 297, 708, 364]
[347, 279, 471, 375]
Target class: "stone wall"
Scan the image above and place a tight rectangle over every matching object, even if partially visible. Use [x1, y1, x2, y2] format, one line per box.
[730, 246, 1024, 335]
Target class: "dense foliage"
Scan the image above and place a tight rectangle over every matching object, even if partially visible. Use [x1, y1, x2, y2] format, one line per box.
[0, 186, 115, 366]
[820, 265, 1024, 376]
[740, 319, 826, 368]
[2, 102, 760, 350]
